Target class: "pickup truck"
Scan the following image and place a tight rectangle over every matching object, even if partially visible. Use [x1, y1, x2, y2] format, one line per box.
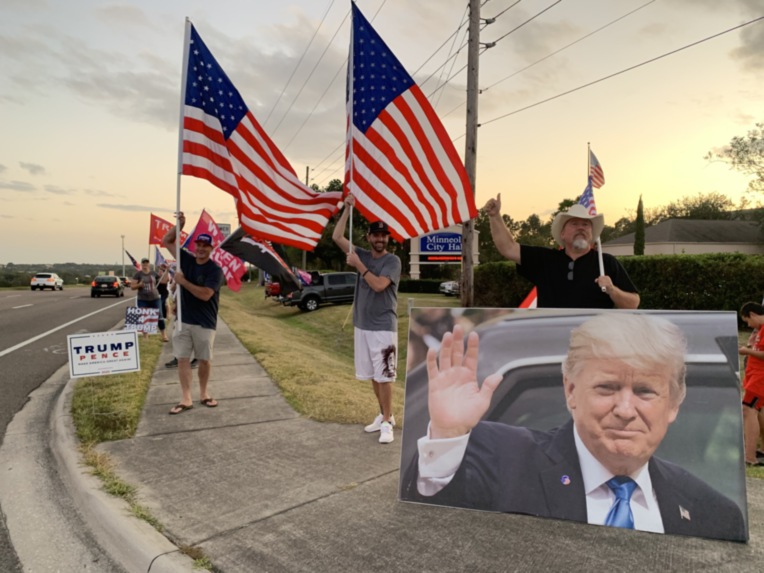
[282, 271, 357, 311]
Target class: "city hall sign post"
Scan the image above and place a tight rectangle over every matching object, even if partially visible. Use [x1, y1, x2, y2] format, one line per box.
[409, 225, 479, 279]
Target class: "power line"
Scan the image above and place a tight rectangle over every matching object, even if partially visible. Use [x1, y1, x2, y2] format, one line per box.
[263, 0, 337, 128]
[479, 15, 764, 130]
[483, 0, 656, 92]
[485, 0, 562, 47]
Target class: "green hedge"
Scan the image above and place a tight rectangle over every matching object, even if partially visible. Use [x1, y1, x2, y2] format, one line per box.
[470, 253, 764, 311]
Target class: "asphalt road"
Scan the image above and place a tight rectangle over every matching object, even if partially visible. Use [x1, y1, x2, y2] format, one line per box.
[0, 286, 134, 573]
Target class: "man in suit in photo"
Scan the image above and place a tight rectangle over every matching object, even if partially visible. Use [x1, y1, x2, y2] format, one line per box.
[403, 313, 746, 541]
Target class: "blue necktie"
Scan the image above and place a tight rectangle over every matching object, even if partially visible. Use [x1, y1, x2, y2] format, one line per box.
[605, 476, 637, 529]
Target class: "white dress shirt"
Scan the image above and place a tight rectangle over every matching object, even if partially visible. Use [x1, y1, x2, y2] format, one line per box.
[417, 423, 665, 532]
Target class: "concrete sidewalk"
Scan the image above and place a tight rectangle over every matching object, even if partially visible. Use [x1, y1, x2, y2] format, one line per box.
[98, 319, 764, 572]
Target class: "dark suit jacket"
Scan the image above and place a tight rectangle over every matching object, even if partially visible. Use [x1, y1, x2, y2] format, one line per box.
[402, 420, 747, 542]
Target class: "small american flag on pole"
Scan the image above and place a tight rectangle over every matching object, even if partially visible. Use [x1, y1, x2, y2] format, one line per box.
[180, 22, 342, 251]
[589, 149, 605, 188]
[344, 4, 477, 241]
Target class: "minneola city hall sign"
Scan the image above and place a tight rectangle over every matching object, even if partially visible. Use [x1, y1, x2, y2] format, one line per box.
[409, 224, 479, 279]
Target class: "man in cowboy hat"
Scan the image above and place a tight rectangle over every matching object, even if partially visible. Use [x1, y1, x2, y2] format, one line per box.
[484, 194, 639, 309]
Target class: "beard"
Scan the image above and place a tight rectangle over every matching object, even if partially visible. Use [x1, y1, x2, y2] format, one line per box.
[572, 237, 590, 250]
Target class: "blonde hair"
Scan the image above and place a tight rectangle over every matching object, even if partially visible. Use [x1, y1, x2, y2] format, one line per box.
[562, 313, 687, 405]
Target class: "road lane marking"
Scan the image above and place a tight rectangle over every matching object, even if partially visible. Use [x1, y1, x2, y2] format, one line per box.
[0, 299, 132, 358]
[12, 304, 33, 309]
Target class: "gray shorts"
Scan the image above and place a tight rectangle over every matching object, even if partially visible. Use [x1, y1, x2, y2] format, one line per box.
[173, 323, 216, 361]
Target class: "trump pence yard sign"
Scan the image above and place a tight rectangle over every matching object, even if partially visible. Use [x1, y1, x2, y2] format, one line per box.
[67, 330, 140, 378]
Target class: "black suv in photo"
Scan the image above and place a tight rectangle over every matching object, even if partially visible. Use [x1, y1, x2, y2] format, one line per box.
[90, 275, 125, 298]
[282, 271, 356, 311]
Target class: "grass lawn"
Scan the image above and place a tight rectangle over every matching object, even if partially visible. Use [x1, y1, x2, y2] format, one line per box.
[219, 283, 459, 426]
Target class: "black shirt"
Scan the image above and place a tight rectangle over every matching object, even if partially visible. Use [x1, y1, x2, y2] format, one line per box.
[179, 249, 224, 329]
[518, 245, 637, 309]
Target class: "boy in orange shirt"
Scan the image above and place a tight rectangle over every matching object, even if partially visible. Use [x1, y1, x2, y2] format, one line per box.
[739, 302, 764, 466]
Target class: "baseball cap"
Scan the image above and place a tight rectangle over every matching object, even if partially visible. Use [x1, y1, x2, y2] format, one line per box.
[140, 257, 150, 263]
[195, 233, 214, 246]
[368, 221, 390, 235]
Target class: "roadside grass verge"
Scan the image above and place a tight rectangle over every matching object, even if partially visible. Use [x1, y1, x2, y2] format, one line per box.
[219, 283, 459, 426]
[71, 334, 166, 532]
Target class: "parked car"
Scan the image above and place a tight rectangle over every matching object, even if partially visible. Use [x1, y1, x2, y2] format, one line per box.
[265, 281, 281, 298]
[283, 271, 356, 311]
[438, 280, 460, 296]
[30, 272, 64, 291]
[90, 275, 124, 298]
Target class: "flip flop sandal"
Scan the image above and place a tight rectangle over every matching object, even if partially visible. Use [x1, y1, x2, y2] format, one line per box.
[200, 398, 218, 408]
[169, 403, 193, 415]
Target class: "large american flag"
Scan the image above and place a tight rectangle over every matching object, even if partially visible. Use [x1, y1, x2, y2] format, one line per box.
[589, 149, 605, 188]
[344, 4, 478, 241]
[180, 23, 342, 251]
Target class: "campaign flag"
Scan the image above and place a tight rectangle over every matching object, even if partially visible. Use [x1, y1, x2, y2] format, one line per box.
[125, 250, 141, 271]
[183, 210, 246, 291]
[210, 248, 246, 292]
[124, 307, 158, 334]
[150, 213, 189, 245]
[179, 23, 342, 250]
[519, 287, 538, 309]
[219, 227, 303, 296]
[578, 181, 597, 216]
[344, 4, 478, 242]
[589, 150, 605, 188]
[182, 209, 226, 250]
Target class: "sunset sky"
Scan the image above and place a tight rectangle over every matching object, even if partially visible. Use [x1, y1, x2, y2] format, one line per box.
[1, 0, 762, 264]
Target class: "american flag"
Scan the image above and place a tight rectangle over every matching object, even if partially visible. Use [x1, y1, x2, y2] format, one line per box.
[578, 180, 597, 216]
[344, 4, 478, 241]
[180, 23, 342, 251]
[589, 149, 605, 188]
[125, 250, 141, 271]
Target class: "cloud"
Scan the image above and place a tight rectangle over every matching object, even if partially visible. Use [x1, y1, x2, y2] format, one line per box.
[97, 203, 160, 212]
[0, 164, 5, 173]
[19, 161, 45, 175]
[84, 189, 122, 197]
[44, 185, 76, 195]
[0, 180, 36, 192]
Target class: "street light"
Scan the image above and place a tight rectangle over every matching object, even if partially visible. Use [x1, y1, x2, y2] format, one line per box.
[121, 235, 125, 276]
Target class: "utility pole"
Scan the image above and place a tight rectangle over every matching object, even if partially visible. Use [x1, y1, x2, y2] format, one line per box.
[461, 0, 480, 307]
[121, 235, 125, 276]
[302, 166, 309, 270]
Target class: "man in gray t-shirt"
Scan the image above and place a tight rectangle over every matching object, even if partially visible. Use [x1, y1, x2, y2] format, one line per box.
[333, 194, 402, 444]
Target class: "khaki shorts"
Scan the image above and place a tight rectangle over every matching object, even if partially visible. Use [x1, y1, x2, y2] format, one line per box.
[173, 323, 216, 361]
[354, 328, 397, 382]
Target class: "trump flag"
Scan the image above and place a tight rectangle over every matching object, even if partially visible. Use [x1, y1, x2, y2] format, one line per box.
[345, 4, 478, 242]
[179, 22, 342, 250]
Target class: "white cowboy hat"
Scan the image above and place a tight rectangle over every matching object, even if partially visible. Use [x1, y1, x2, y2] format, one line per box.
[550, 204, 605, 247]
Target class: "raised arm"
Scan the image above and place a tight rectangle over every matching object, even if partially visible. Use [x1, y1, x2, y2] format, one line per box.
[161, 212, 185, 259]
[332, 195, 353, 254]
[427, 324, 502, 439]
[484, 194, 521, 263]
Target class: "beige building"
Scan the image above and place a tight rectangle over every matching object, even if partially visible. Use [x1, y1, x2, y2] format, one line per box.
[602, 219, 764, 256]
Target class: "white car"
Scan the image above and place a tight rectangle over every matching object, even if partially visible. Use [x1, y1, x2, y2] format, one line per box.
[30, 272, 64, 291]
[438, 280, 460, 296]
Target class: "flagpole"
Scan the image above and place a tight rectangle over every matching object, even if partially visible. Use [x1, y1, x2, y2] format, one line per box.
[347, 3, 356, 254]
[588, 142, 606, 286]
[174, 18, 192, 330]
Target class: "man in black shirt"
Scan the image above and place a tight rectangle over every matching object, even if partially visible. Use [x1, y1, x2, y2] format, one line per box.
[484, 194, 639, 309]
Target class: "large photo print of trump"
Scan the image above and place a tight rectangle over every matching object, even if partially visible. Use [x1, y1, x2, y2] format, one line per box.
[399, 308, 748, 542]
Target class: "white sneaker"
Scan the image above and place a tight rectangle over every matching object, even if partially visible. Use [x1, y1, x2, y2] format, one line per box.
[364, 414, 395, 433]
[379, 421, 394, 444]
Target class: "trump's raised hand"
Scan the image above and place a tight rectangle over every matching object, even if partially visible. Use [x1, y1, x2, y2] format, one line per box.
[426, 324, 502, 439]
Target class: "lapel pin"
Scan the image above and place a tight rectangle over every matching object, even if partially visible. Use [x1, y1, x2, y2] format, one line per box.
[560, 475, 571, 485]
[679, 505, 691, 521]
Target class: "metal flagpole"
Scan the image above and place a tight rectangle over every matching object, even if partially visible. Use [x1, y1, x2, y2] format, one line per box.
[347, 4, 355, 254]
[588, 142, 606, 287]
[174, 18, 193, 330]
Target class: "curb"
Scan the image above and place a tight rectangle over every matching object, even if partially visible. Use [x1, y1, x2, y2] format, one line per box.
[54, 366, 193, 573]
